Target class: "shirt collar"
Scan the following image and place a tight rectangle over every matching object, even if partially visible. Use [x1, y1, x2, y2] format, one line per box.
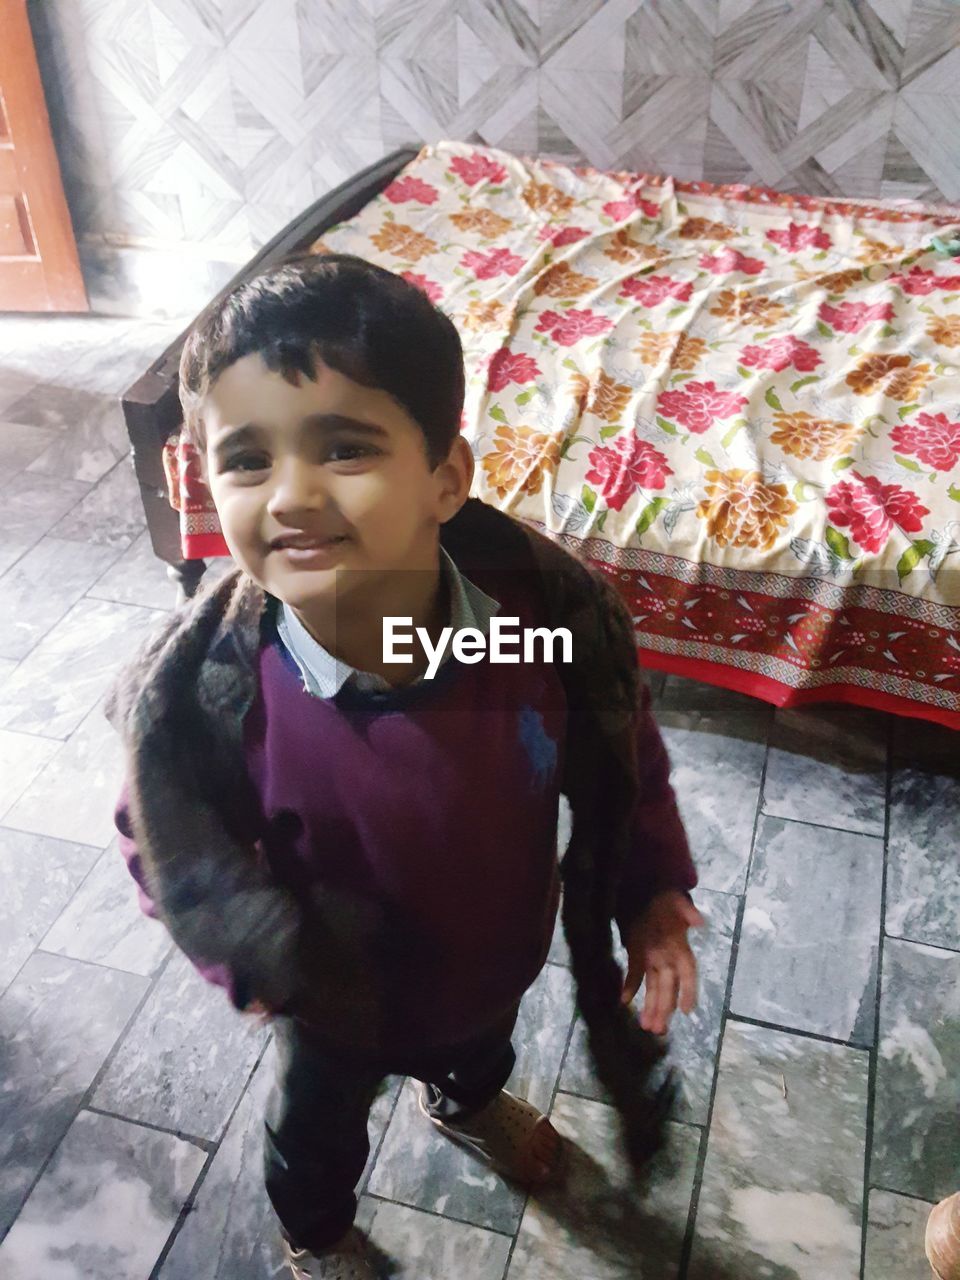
[276, 546, 500, 699]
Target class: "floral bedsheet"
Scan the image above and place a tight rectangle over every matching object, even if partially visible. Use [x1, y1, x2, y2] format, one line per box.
[172, 141, 960, 727]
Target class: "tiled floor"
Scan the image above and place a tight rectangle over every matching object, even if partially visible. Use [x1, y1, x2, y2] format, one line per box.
[0, 318, 957, 1279]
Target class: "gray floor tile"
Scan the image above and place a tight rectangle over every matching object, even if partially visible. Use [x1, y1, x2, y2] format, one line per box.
[93, 949, 269, 1142]
[871, 938, 960, 1203]
[67, 323, 183, 395]
[157, 1050, 284, 1280]
[507, 960, 577, 1113]
[657, 675, 773, 737]
[763, 705, 888, 837]
[358, 1195, 513, 1280]
[863, 1189, 934, 1280]
[507, 1098, 701, 1280]
[560, 887, 738, 1125]
[368, 1076, 526, 1235]
[0, 537, 121, 661]
[547, 907, 570, 966]
[0, 597, 160, 739]
[160, 1047, 401, 1279]
[886, 765, 960, 951]
[548, 803, 573, 965]
[0, 1109, 205, 1280]
[16, 387, 129, 484]
[688, 1020, 869, 1280]
[0, 422, 58, 482]
[1, 699, 126, 847]
[0, 371, 38, 417]
[0, 951, 148, 1236]
[730, 815, 883, 1043]
[0, 474, 91, 575]
[0, 317, 135, 381]
[0, 827, 101, 996]
[40, 841, 172, 977]
[0, 729, 60, 821]
[659, 723, 766, 894]
[51, 454, 147, 550]
[87, 530, 177, 610]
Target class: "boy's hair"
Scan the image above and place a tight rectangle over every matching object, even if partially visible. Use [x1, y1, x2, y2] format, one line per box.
[179, 252, 465, 467]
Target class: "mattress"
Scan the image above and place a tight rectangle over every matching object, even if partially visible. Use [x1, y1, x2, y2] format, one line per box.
[167, 140, 960, 728]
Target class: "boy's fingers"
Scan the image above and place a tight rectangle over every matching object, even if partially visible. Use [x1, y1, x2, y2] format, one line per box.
[641, 965, 676, 1035]
[678, 947, 698, 1015]
[658, 966, 679, 1033]
[679, 899, 706, 930]
[641, 973, 658, 1030]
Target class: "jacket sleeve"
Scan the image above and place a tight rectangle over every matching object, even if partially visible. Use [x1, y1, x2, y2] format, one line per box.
[114, 781, 239, 1001]
[613, 681, 698, 941]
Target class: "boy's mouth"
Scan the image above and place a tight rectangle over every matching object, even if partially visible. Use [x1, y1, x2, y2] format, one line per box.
[270, 532, 350, 551]
[270, 531, 351, 566]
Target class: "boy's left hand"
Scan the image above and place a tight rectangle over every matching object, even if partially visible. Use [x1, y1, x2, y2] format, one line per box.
[620, 891, 705, 1035]
[243, 998, 274, 1027]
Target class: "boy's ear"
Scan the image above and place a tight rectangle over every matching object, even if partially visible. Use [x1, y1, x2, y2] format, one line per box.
[436, 435, 475, 523]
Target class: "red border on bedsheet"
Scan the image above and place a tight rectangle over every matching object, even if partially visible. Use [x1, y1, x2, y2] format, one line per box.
[582, 552, 960, 731]
[637, 646, 960, 730]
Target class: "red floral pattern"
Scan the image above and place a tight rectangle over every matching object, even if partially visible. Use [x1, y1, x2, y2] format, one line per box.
[656, 381, 749, 434]
[766, 223, 832, 251]
[620, 275, 693, 305]
[888, 266, 960, 295]
[818, 301, 895, 333]
[826, 473, 930, 553]
[487, 348, 541, 392]
[400, 271, 443, 302]
[449, 154, 507, 186]
[538, 225, 591, 247]
[890, 413, 960, 472]
[740, 335, 822, 372]
[602, 193, 660, 221]
[585, 434, 673, 510]
[461, 248, 525, 279]
[534, 308, 614, 345]
[384, 176, 438, 205]
[699, 248, 764, 275]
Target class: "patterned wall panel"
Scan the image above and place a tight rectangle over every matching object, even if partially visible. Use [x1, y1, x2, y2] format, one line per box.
[26, 0, 960, 314]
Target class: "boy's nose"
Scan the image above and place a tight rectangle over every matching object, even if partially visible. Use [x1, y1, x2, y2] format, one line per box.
[266, 461, 329, 518]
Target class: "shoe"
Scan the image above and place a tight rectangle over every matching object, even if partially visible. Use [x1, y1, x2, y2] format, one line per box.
[926, 1191, 960, 1280]
[418, 1084, 566, 1186]
[280, 1226, 380, 1279]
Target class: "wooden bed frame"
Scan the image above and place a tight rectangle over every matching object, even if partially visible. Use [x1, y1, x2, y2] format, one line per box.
[120, 146, 418, 601]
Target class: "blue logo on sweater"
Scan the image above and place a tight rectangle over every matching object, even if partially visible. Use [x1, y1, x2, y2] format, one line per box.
[518, 705, 557, 792]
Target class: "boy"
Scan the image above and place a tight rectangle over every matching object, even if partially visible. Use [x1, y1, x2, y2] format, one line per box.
[107, 254, 701, 1280]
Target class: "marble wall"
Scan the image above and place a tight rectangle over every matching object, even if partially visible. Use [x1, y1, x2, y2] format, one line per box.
[26, 0, 960, 317]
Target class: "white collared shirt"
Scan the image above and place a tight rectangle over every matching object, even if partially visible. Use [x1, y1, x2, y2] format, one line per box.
[276, 546, 500, 699]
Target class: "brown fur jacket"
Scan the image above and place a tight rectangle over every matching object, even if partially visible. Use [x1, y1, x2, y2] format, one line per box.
[105, 497, 688, 1166]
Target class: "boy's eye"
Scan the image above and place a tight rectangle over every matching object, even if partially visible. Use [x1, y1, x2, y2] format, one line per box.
[223, 452, 270, 473]
[328, 442, 379, 463]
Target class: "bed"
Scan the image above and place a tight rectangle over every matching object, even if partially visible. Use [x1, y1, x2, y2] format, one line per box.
[123, 141, 960, 730]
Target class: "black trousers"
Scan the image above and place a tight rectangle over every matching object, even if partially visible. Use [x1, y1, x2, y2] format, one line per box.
[263, 1002, 521, 1252]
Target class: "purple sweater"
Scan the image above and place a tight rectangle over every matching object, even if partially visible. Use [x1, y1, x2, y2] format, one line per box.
[115, 578, 696, 1051]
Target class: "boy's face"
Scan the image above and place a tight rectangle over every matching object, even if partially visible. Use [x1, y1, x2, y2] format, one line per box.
[201, 352, 472, 610]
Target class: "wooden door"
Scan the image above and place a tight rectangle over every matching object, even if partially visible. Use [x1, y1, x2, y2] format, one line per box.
[0, 0, 87, 311]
